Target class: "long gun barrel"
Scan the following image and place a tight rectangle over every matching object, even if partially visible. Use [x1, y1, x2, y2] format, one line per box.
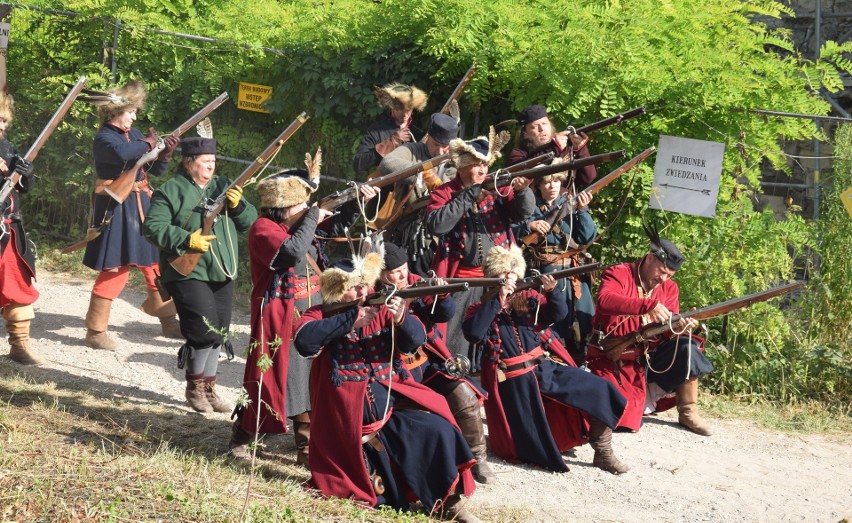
[573, 106, 646, 135]
[169, 111, 309, 276]
[485, 150, 626, 191]
[599, 281, 805, 355]
[324, 282, 470, 314]
[439, 63, 476, 115]
[514, 262, 603, 293]
[0, 76, 87, 206]
[104, 92, 230, 203]
[414, 277, 506, 288]
[521, 146, 656, 247]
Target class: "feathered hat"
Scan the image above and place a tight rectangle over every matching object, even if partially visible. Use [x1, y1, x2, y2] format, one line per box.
[321, 231, 386, 304]
[374, 83, 428, 112]
[643, 220, 684, 271]
[78, 80, 146, 123]
[483, 244, 526, 278]
[449, 126, 511, 169]
[0, 86, 14, 122]
[257, 148, 322, 209]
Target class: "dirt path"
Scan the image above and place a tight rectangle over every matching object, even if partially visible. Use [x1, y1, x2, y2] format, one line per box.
[3, 271, 851, 522]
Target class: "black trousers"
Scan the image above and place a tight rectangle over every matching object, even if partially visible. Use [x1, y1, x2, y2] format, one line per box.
[166, 278, 234, 349]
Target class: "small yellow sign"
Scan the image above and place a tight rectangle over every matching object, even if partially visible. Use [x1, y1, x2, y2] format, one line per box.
[841, 186, 852, 219]
[237, 82, 272, 114]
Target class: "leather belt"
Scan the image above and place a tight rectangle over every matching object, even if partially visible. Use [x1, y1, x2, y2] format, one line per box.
[401, 347, 429, 370]
[292, 275, 321, 300]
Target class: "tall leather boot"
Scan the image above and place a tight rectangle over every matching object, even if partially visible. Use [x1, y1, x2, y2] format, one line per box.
[447, 383, 494, 484]
[228, 418, 256, 463]
[84, 294, 117, 351]
[676, 377, 713, 436]
[3, 304, 42, 365]
[185, 375, 213, 413]
[438, 492, 482, 523]
[588, 417, 630, 475]
[291, 411, 311, 469]
[140, 289, 183, 340]
[203, 377, 233, 413]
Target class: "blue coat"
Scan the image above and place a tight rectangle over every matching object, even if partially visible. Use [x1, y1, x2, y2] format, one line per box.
[83, 124, 170, 270]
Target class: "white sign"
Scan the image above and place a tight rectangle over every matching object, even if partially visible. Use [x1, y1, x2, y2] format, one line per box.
[649, 135, 725, 218]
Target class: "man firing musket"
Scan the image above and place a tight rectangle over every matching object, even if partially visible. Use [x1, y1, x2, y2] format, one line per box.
[585, 222, 722, 438]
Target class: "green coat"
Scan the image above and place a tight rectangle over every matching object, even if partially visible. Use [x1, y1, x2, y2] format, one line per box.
[144, 170, 257, 283]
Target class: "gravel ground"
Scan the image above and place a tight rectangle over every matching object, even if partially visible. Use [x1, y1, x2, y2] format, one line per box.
[3, 271, 851, 523]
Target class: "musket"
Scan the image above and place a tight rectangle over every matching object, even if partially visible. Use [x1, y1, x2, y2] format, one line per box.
[169, 111, 309, 276]
[484, 150, 626, 192]
[104, 92, 230, 203]
[414, 277, 506, 288]
[599, 281, 805, 358]
[0, 76, 87, 206]
[398, 152, 557, 220]
[514, 262, 602, 293]
[287, 152, 451, 228]
[521, 146, 657, 247]
[481, 262, 603, 302]
[438, 62, 476, 115]
[571, 106, 646, 135]
[324, 282, 470, 314]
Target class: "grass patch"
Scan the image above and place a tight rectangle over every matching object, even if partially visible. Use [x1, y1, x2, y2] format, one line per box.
[701, 393, 852, 434]
[0, 367, 532, 522]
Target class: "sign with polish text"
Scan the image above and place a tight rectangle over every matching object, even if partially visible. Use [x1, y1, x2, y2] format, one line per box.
[650, 135, 725, 218]
[237, 82, 272, 114]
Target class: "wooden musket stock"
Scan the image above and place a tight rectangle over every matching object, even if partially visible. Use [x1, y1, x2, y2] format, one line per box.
[0, 76, 87, 206]
[599, 281, 805, 356]
[168, 111, 308, 276]
[521, 146, 656, 247]
[414, 277, 506, 288]
[104, 92, 230, 203]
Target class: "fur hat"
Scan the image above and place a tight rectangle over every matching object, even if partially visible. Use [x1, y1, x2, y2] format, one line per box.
[93, 80, 146, 124]
[449, 126, 511, 169]
[535, 157, 569, 185]
[321, 233, 385, 304]
[483, 244, 526, 278]
[0, 87, 14, 122]
[257, 148, 322, 209]
[374, 83, 428, 112]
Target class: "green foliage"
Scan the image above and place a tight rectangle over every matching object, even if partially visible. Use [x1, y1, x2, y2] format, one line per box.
[6, 0, 850, 408]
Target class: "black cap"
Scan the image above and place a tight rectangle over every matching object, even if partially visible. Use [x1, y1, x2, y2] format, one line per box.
[517, 105, 548, 126]
[383, 242, 409, 271]
[428, 113, 459, 144]
[651, 239, 685, 271]
[181, 137, 216, 156]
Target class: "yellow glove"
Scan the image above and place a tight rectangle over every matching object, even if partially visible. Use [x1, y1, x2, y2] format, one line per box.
[225, 186, 243, 208]
[188, 229, 216, 253]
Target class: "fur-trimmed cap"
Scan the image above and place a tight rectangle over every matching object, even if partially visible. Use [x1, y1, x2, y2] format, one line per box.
[93, 80, 146, 124]
[320, 234, 385, 304]
[449, 127, 511, 169]
[0, 87, 14, 122]
[257, 148, 322, 209]
[483, 244, 526, 278]
[374, 83, 428, 112]
[534, 157, 569, 185]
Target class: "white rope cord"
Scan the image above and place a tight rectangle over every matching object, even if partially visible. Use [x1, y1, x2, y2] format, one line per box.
[353, 182, 382, 228]
[209, 207, 237, 279]
[245, 143, 285, 187]
[379, 286, 400, 424]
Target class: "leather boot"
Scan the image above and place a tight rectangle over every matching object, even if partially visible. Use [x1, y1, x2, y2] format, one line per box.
[676, 378, 713, 436]
[140, 289, 183, 340]
[588, 417, 630, 475]
[292, 411, 311, 469]
[447, 383, 494, 484]
[185, 377, 213, 413]
[228, 419, 256, 463]
[438, 494, 482, 523]
[84, 294, 117, 351]
[203, 377, 233, 413]
[3, 305, 42, 365]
